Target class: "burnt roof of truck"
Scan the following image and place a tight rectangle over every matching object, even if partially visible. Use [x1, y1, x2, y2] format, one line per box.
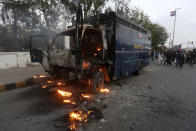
[58, 24, 101, 36]
[84, 12, 151, 34]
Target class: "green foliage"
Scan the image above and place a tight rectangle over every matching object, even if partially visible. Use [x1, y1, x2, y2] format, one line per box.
[147, 24, 168, 49]
[61, 0, 108, 18]
[0, 0, 168, 51]
[107, 0, 168, 48]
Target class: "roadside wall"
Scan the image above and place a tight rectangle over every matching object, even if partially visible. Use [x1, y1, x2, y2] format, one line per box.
[0, 52, 40, 69]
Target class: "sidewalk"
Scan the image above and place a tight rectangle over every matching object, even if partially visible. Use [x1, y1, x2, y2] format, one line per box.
[0, 66, 47, 85]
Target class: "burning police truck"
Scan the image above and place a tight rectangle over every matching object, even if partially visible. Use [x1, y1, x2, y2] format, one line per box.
[29, 9, 151, 92]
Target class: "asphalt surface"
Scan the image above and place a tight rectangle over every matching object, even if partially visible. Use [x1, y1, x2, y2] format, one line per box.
[0, 65, 46, 85]
[0, 62, 196, 131]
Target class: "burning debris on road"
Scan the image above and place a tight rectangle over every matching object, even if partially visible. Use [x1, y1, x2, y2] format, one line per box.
[100, 88, 110, 93]
[57, 90, 72, 98]
[33, 74, 111, 130]
[63, 99, 76, 105]
[81, 94, 91, 99]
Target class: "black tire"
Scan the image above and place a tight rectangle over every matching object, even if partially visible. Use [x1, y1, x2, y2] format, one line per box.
[92, 71, 104, 93]
[135, 62, 143, 75]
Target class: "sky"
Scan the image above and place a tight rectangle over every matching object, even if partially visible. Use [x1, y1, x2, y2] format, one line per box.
[131, 0, 196, 48]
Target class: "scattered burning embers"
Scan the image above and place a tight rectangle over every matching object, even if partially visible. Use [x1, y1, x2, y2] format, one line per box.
[47, 80, 52, 84]
[57, 82, 63, 86]
[42, 85, 47, 89]
[35, 76, 111, 130]
[82, 94, 91, 99]
[100, 88, 110, 93]
[57, 89, 72, 97]
[33, 75, 46, 79]
[63, 99, 76, 105]
[96, 47, 102, 52]
[68, 109, 93, 130]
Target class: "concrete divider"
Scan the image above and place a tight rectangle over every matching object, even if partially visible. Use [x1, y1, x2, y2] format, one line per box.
[0, 52, 40, 69]
[0, 77, 50, 93]
[0, 78, 34, 92]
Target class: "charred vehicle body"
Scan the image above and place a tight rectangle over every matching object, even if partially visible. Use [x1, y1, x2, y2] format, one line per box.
[29, 11, 151, 91]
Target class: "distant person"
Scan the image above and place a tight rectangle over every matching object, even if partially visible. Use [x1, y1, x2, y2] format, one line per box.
[187, 51, 192, 65]
[176, 51, 181, 67]
[167, 51, 172, 65]
[158, 52, 163, 64]
[172, 50, 176, 62]
[164, 51, 171, 66]
[179, 52, 185, 68]
[151, 50, 154, 61]
[192, 49, 196, 64]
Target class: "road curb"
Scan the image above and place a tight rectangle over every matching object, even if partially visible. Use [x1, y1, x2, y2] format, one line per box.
[0, 78, 35, 92]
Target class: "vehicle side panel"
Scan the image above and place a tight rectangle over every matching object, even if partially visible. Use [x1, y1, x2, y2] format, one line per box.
[113, 21, 151, 80]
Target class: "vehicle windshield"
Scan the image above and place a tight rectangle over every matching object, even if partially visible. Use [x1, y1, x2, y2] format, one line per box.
[82, 29, 103, 57]
[53, 34, 75, 50]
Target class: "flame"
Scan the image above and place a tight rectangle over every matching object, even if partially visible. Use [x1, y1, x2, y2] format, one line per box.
[69, 123, 77, 130]
[68, 110, 93, 130]
[47, 80, 52, 84]
[83, 61, 91, 69]
[69, 110, 92, 122]
[88, 80, 91, 85]
[63, 99, 76, 105]
[82, 94, 91, 99]
[94, 53, 97, 56]
[39, 75, 46, 78]
[57, 82, 62, 86]
[100, 88, 110, 93]
[57, 90, 72, 97]
[33, 75, 46, 79]
[42, 85, 47, 89]
[96, 47, 102, 52]
[33, 76, 38, 79]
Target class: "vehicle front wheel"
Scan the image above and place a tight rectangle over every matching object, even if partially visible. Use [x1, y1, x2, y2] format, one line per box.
[91, 71, 104, 94]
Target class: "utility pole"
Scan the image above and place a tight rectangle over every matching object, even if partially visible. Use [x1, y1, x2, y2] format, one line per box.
[171, 8, 181, 48]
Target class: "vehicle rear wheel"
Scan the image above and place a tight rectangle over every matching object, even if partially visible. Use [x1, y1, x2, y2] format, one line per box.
[135, 62, 143, 75]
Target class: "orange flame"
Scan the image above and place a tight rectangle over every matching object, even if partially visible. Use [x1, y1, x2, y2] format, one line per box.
[69, 110, 92, 122]
[100, 88, 110, 93]
[42, 85, 47, 89]
[96, 47, 102, 52]
[63, 99, 76, 105]
[47, 80, 52, 84]
[83, 61, 91, 69]
[69, 123, 77, 130]
[94, 53, 97, 56]
[88, 80, 91, 85]
[57, 82, 62, 86]
[57, 90, 72, 97]
[33, 76, 38, 79]
[82, 94, 91, 99]
[68, 110, 93, 130]
[39, 75, 46, 78]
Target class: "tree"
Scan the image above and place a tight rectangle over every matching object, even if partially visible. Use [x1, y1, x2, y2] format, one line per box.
[61, 0, 108, 19]
[106, 0, 168, 48]
[147, 23, 168, 49]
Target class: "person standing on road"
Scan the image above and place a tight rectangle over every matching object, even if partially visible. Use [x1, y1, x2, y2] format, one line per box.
[158, 52, 163, 64]
[176, 51, 181, 67]
[151, 50, 155, 61]
[192, 49, 196, 64]
[187, 51, 192, 65]
[167, 50, 172, 65]
[180, 51, 185, 68]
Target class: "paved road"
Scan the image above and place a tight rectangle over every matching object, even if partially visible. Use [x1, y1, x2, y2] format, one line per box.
[0, 66, 47, 85]
[0, 62, 196, 131]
